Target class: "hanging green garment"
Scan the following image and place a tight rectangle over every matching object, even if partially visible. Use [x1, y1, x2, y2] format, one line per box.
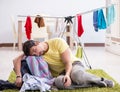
[75, 46, 83, 59]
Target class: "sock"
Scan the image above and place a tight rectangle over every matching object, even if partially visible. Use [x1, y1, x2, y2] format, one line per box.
[77, 14, 84, 37]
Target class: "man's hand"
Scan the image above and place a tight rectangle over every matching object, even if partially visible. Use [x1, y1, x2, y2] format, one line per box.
[63, 74, 71, 87]
[15, 77, 23, 87]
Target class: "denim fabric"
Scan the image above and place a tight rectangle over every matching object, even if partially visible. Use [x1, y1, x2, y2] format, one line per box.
[54, 61, 106, 89]
[21, 59, 31, 77]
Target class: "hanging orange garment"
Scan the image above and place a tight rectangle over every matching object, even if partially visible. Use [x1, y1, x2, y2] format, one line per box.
[24, 16, 32, 40]
[34, 15, 45, 28]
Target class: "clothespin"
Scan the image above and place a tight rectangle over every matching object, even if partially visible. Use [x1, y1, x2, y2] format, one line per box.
[64, 16, 74, 24]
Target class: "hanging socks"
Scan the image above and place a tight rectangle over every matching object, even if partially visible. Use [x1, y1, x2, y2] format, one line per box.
[77, 14, 84, 37]
[24, 16, 32, 40]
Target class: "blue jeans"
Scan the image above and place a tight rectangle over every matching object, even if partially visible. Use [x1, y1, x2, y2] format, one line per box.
[21, 59, 31, 77]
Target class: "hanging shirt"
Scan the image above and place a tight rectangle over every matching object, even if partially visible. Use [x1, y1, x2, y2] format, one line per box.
[97, 9, 107, 29]
[106, 5, 115, 26]
[77, 14, 84, 37]
[24, 16, 32, 40]
[93, 10, 98, 32]
[34, 15, 45, 28]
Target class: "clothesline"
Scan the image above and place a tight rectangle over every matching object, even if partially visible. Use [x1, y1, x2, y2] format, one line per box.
[17, 4, 116, 19]
[18, 15, 64, 18]
[77, 4, 116, 15]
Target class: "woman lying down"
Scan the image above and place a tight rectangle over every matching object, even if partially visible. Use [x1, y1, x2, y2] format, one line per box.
[13, 38, 114, 92]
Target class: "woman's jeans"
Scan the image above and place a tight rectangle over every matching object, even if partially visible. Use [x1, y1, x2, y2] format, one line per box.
[54, 61, 104, 89]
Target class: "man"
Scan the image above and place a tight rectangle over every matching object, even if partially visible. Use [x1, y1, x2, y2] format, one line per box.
[13, 38, 114, 89]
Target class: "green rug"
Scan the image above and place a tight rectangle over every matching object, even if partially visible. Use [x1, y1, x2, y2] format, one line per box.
[3, 69, 120, 92]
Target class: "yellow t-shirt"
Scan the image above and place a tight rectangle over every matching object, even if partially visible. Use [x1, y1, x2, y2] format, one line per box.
[43, 38, 78, 77]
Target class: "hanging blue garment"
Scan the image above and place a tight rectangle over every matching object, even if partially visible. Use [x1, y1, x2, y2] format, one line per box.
[93, 10, 98, 32]
[106, 5, 115, 26]
[98, 9, 107, 29]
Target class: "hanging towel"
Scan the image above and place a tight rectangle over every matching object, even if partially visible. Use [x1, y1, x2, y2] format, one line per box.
[97, 9, 107, 29]
[93, 10, 98, 32]
[106, 5, 115, 26]
[34, 15, 45, 28]
[75, 46, 83, 59]
[77, 14, 84, 37]
[24, 16, 32, 40]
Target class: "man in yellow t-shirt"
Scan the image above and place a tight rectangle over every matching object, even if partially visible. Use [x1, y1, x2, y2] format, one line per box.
[13, 38, 114, 89]
[43, 38, 79, 77]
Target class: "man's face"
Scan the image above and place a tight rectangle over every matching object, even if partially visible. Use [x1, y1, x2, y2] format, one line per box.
[29, 43, 45, 56]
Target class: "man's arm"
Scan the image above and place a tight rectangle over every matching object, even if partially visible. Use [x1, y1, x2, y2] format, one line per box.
[61, 48, 72, 87]
[13, 53, 24, 87]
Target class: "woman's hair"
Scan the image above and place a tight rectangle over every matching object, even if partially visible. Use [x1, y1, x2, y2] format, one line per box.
[23, 40, 36, 56]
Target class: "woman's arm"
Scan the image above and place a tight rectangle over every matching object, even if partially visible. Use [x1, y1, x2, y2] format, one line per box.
[13, 53, 24, 87]
[61, 48, 72, 87]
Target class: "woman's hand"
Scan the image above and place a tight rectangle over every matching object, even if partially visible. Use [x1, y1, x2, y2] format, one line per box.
[63, 74, 71, 87]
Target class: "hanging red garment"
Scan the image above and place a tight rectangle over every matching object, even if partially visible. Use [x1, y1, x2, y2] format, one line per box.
[24, 16, 32, 40]
[77, 14, 84, 37]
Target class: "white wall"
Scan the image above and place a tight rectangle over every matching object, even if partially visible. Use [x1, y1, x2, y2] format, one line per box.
[0, 0, 106, 43]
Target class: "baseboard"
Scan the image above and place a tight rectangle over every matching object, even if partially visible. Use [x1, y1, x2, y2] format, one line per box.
[0, 43, 13, 47]
[0, 43, 105, 47]
[84, 43, 105, 47]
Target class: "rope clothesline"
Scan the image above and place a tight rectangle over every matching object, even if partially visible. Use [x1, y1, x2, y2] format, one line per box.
[17, 4, 116, 18]
[78, 4, 116, 15]
[18, 15, 64, 18]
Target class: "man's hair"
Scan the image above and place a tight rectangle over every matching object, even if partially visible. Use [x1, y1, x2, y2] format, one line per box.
[23, 40, 35, 56]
